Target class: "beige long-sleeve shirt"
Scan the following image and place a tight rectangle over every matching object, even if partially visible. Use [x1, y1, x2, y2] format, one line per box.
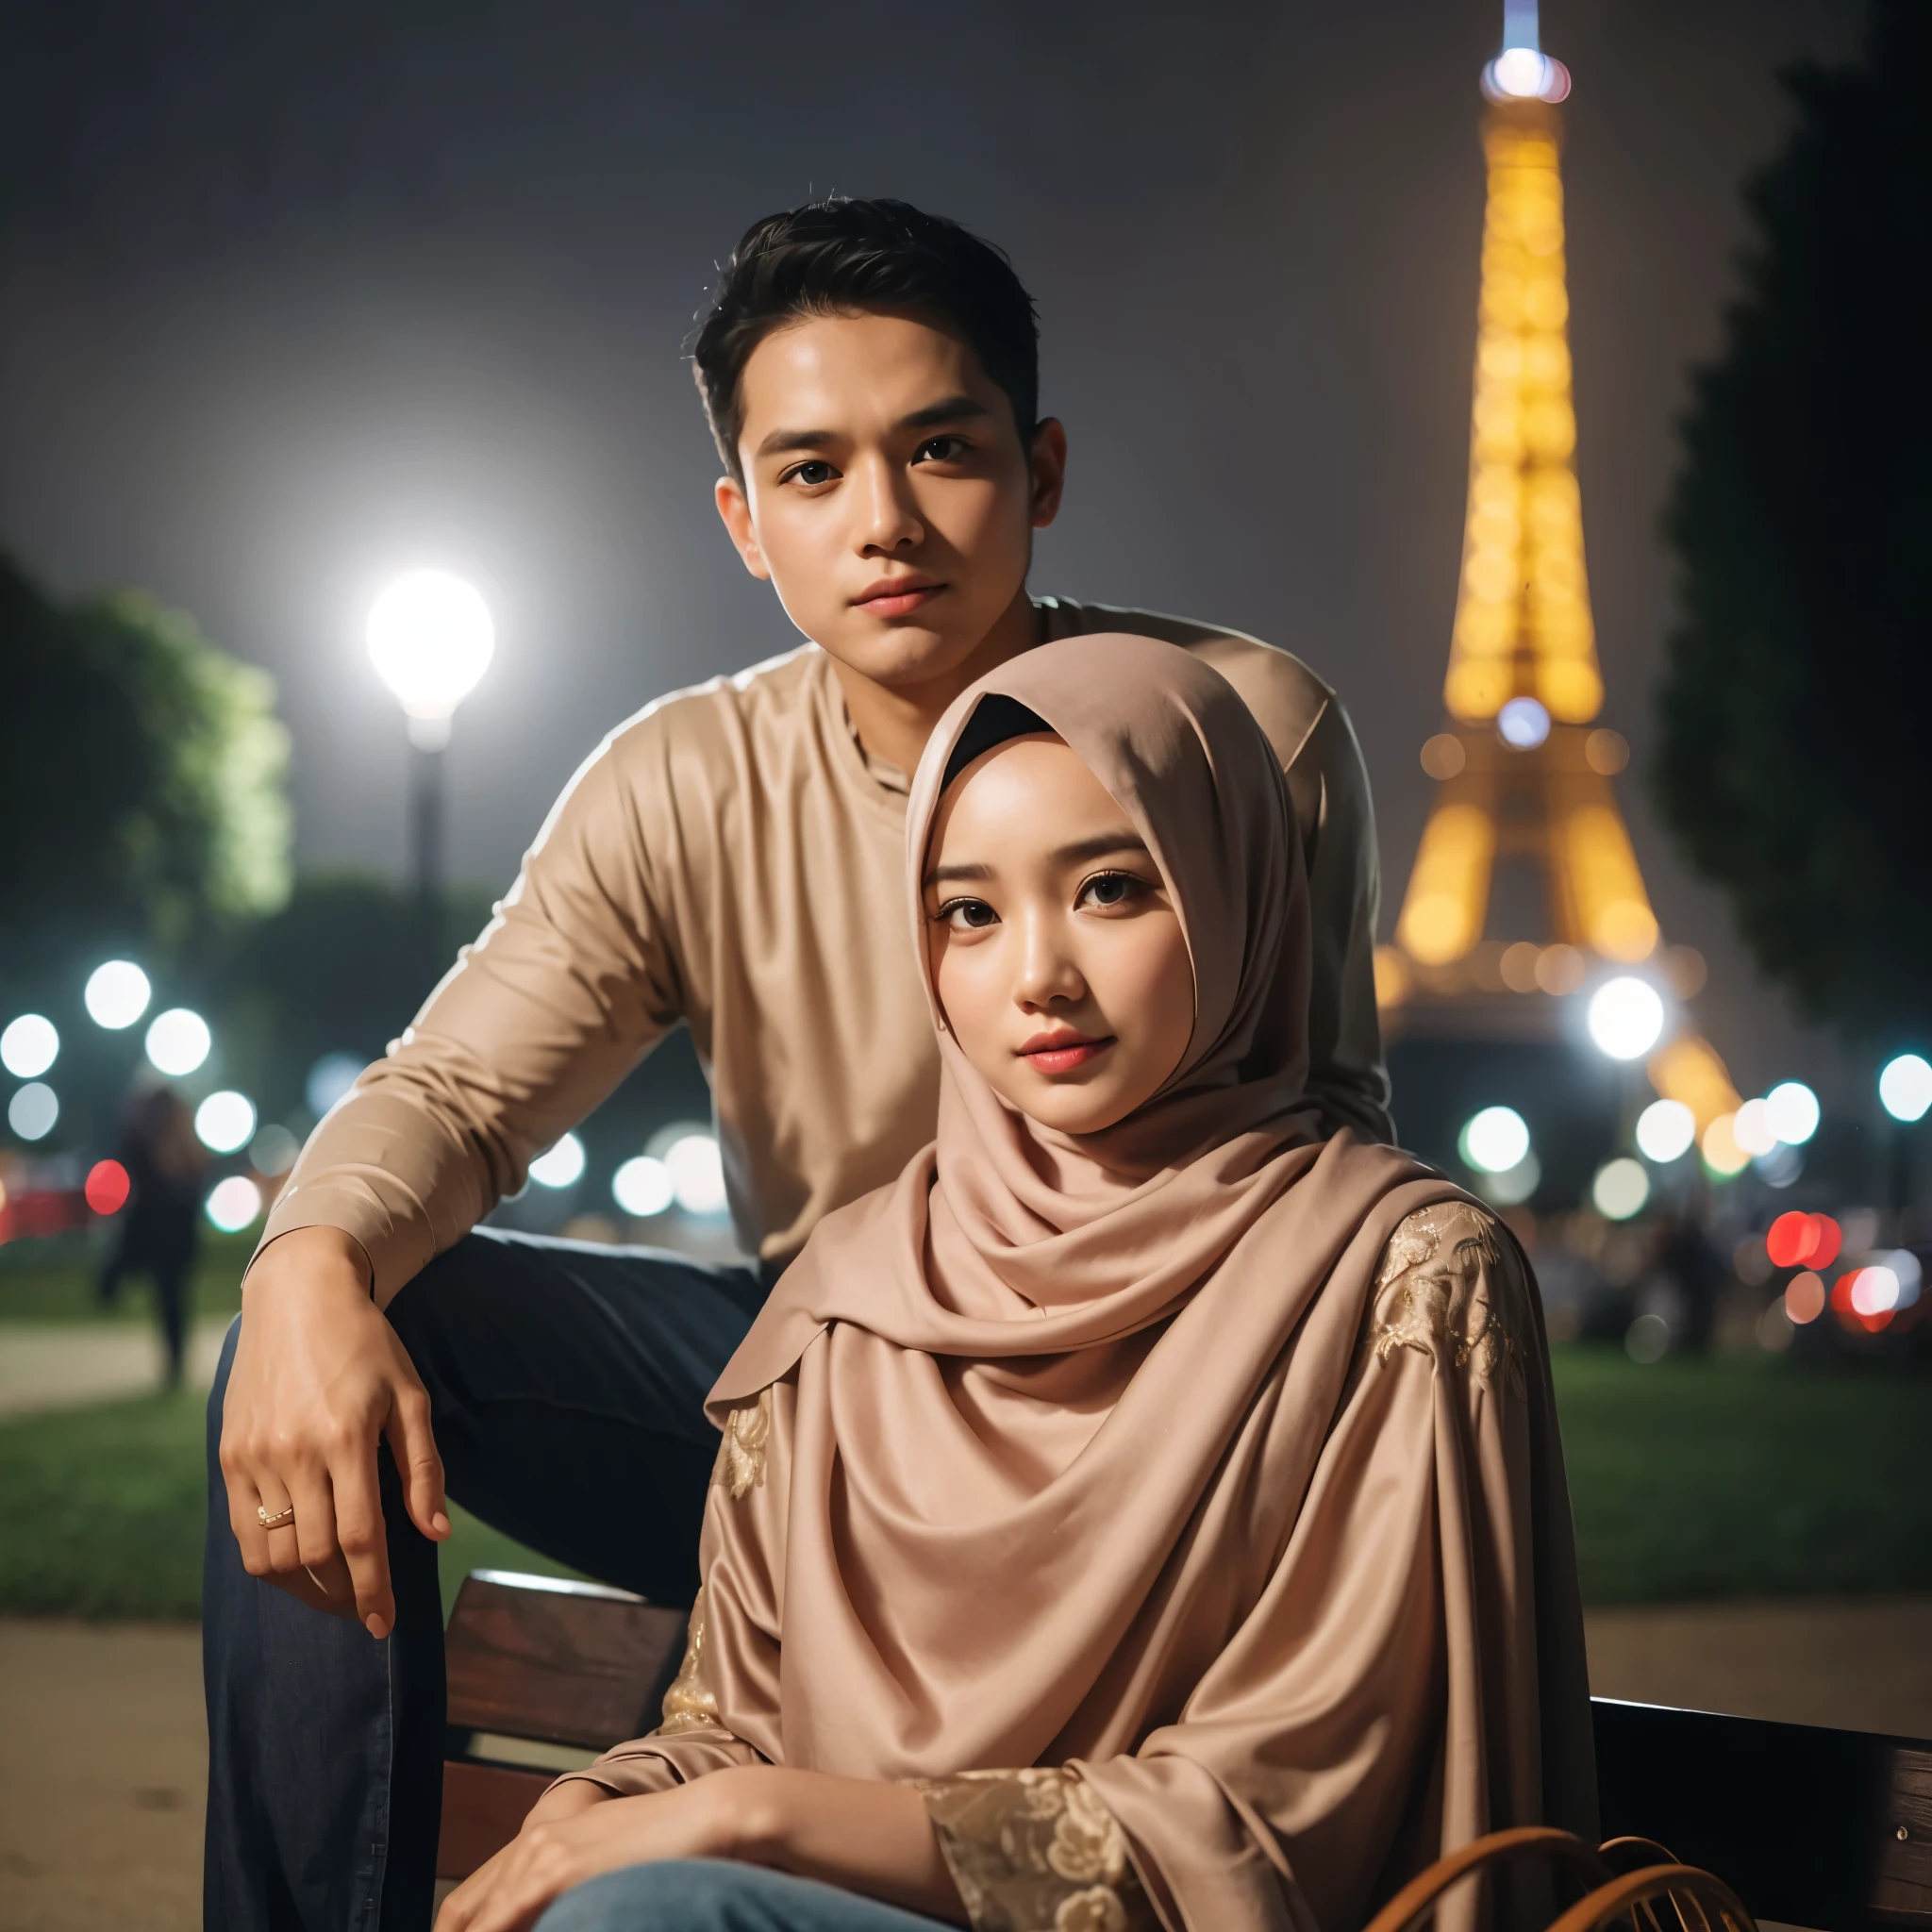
[260, 599, 1390, 1299]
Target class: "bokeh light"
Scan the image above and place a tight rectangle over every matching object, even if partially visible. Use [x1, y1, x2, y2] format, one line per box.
[1624, 1312, 1670, 1363]
[8, 1082, 58, 1141]
[1700, 1112, 1749, 1178]
[194, 1091, 258, 1155]
[249, 1124, 301, 1175]
[1482, 1153, 1541, 1208]
[84, 960, 151, 1030]
[1634, 1098, 1695, 1164]
[367, 570, 495, 743]
[1784, 1271, 1826, 1324]
[146, 1008, 211, 1077]
[306, 1052, 363, 1116]
[527, 1132, 586, 1189]
[1591, 1157, 1649, 1221]
[206, 1174, 264, 1233]
[85, 1160, 131, 1215]
[1878, 1054, 1932, 1124]
[1586, 976, 1664, 1060]
[1732, 1098, 1776, 1158]
[0, 1014, 58, 1079]
[612, 1155, 675, 1218]
[1459, 1106, 1531, 1174]
[1767, 1210, 1819, 1269]
[1496, 695, 1552, 749]
[666, 1132, 728, 1216]
[1763, 1081, 1820, 1146]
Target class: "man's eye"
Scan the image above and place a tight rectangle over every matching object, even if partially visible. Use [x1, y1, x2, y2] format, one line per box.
[784, 460, 838, 487]
[1078, 872, 1144, 910]
[939, 898, 998, 931]
[913, 436, 969, 464]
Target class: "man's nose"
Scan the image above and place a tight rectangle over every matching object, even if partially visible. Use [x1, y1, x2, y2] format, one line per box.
[853, 456, 924, 553]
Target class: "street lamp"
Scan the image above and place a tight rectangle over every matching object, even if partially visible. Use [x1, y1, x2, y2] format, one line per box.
[366, 570, 495, 906]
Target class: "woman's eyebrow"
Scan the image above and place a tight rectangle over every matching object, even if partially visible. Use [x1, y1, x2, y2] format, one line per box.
[1052, 832, 1152, 867]
[925, 860, 993, 887]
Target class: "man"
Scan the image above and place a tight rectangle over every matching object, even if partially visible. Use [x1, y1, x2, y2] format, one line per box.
[206, 196, 1391, 1930]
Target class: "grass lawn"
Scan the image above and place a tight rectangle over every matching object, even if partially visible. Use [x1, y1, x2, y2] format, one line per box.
[1, 1331, 1927, 1620]
[0, 1231, 255, 1325]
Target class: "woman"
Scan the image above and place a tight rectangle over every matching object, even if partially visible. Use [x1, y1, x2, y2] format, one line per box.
[440, 635, 1593, 1932]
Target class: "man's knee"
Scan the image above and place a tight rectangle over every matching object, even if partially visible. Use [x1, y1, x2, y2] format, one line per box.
[535, 1859, 768, 1932]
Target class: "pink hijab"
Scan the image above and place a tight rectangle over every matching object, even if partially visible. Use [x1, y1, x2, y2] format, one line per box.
[636, 636, 1592, 1928]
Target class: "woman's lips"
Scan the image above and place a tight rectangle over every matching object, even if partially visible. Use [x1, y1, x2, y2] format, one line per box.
[854, 580, 942, 618]
[1019, 1035, 1113, 1074]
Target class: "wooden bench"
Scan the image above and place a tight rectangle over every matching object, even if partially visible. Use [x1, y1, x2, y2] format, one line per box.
[440, 1570, 1932, 1928]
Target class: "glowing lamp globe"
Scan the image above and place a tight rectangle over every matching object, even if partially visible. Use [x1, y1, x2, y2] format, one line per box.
[367, 571, 495, 749]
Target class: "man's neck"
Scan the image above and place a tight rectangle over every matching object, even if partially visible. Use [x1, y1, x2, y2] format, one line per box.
[828, 587, 1043, 781]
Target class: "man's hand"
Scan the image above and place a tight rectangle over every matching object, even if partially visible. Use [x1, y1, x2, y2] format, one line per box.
[219, 1225, 449, 1636]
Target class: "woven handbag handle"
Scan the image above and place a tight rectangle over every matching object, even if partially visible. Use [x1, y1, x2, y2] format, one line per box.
[1543, 1863, 1757, 1932]
[1360, 1826, 1612, 1932]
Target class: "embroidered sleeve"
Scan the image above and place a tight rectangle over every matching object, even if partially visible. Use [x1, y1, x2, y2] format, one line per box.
[1365, 1200, 1525, 1395]
[716, 1387, 773, 1498]
[656, 1586, 724, 1735]
[917, 1768, 1159, 1932]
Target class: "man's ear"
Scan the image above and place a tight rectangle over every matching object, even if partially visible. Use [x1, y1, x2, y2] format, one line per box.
[713, 475, 774, 582]
[1029, 417, 1069, 530]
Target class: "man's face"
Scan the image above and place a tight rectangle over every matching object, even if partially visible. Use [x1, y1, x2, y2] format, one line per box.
[714, 309, 1064, 691]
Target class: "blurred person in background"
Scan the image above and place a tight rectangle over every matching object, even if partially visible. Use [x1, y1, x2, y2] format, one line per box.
[97, 1083, 208, 1388]
[1653, 1208, 1726, 1356]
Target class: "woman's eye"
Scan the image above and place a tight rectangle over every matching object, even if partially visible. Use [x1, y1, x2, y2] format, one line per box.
[913, 436, 969, 465]
[784, 460, 837, 487]
[1078, 872, 1144, 910]
[939, 898, 998, 931]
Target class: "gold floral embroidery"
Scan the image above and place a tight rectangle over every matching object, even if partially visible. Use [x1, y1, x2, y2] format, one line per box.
[1368, 1202, 1524, 1394]
[657, 1587, 722, 1735]
[716, 1387, 772, 1498]
[917, 1767, 1156, 1932]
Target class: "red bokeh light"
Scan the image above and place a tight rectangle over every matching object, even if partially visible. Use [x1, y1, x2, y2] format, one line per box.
[1831, 1268, 1895, 1334]
[1766, 1211, 1815, 1268]
[85, 1159, 131, 1216]
[1807, 1214, 1842, 1269]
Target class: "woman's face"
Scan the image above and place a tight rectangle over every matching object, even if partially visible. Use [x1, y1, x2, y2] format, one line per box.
[922, 735, 1196, 1135]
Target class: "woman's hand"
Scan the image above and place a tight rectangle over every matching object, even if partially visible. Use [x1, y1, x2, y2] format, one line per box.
[433, 1776, 733, 1932]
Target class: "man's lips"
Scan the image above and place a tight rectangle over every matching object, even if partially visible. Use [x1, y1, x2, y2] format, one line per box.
[852, 576, 943, 618]
[1017, 1031, 1113, 1074]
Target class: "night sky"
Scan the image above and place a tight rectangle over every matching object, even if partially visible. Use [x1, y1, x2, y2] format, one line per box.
[0, 0, 1864, 1097]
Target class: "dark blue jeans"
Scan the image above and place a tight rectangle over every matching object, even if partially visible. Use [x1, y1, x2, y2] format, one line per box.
[203, 1228, 770, 1932]
[536, 1861, 955, 1931]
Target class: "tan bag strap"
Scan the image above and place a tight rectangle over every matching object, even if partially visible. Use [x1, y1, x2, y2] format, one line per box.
[1360, 1826, 1611, 1932]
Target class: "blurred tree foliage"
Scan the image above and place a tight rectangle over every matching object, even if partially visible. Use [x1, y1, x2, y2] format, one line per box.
[0, 552, 291, 985]
[1655, 0, 1930, 1041]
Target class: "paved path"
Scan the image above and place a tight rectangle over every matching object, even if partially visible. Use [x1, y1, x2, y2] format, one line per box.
[0, 1320, 229, 1418]
[3, 1599, 1928, 1931]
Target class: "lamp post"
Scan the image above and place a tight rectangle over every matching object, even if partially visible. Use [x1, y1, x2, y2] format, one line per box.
[366, 570, 495, 910]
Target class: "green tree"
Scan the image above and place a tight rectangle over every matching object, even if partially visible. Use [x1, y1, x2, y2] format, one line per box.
[1654, 0, 1930, 1041]
[0, 553, 291, 986]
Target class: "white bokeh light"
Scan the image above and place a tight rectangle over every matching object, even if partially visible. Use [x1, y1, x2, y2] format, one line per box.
[1878, 1054, 1932, 1124]
[367, 570, 495, 748]
[1591, 1158, 1650, 1222]
[1635, 1098, 1696, 1164]
[0, 1014, 58, 1080]
[194, 1091, 258, 1155]
[1496, 696, 1552, 750]
[1732, 1098, 1777, 1158]
[206, 1174, 264, 1233]
[8, 1082, 58, 1141]
[1587, 977, 1665, 1060]
[528, 1132, 586, 1190]
[666, 1132, 728, 1216]
[249, 1124, 301, 1175]
[1763, 1081, 1820, 1146]
[84, 960, 152, 1030]
[145, 1008, 211, 1077]
[1459, 1106, 1531, 1174]
[612, 1155, 675, 1218]
[306, 1052, 362, 1117]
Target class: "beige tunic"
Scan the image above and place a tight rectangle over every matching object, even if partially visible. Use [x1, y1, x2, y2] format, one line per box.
[558, 1202, 1593, 1932]
[258, 599, 1390, 1294]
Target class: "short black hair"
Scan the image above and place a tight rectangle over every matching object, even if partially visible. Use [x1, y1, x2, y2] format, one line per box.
[691, 196, 1040, 478]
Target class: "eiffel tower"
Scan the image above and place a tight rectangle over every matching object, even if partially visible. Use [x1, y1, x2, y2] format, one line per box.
[1377, 1, 1740, 1139]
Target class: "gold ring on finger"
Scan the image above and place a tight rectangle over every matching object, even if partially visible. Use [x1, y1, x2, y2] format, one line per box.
[258, 1505, 295, 1530]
